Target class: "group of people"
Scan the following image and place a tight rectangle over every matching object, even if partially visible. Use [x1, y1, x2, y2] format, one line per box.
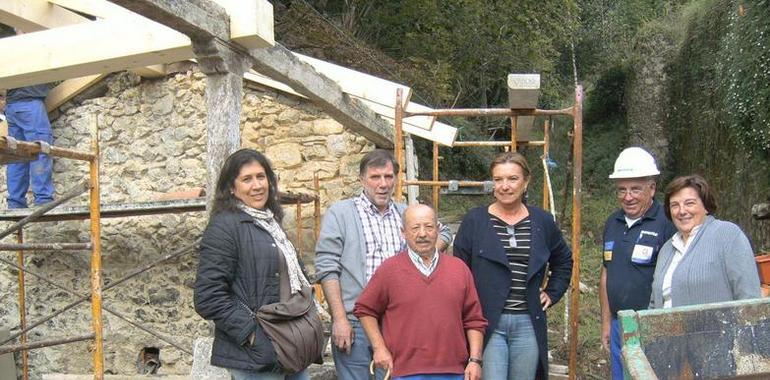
[600, 147, 761, 379]
[193, 145, 761, 380]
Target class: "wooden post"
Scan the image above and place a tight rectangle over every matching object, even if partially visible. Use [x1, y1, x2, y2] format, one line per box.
[404, 135, 418, 204]
[567, 86, 584, 380]
[510, 115, 518, 152]
[543, 119, 551, 211]
[394, 89, 404, 203]
[432, 142, 439, 209]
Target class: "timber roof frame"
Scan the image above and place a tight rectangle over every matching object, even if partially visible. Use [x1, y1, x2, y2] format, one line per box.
[0, 0, 464, 147]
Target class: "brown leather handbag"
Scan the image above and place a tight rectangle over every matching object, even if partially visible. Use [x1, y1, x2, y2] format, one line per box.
[255, 285, 326, 374]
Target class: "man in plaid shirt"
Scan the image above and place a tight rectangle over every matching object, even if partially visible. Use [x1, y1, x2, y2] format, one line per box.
[315, 149, 452, 380]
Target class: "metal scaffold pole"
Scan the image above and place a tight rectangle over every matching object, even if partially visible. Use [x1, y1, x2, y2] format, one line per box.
[88, 116, 105, 380]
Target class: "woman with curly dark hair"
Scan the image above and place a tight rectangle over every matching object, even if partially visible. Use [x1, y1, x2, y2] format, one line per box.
[194, 149, 312, 380]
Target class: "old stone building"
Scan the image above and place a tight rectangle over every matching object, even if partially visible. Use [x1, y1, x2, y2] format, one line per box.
[0, 65, 375, 378]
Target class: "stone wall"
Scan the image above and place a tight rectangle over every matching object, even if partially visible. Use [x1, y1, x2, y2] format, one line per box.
[0, 67, 374, 378]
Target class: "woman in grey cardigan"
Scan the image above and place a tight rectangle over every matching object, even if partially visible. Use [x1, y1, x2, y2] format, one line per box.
[651, 175, 760, 308]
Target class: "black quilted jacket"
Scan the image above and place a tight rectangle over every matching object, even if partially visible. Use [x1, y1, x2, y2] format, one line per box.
[194, 210, 282, 372]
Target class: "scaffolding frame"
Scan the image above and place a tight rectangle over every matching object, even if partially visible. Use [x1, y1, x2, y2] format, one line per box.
[0, 116, 104, 379]
[0, 117, 323, 379]
[392, 86, 584, 379]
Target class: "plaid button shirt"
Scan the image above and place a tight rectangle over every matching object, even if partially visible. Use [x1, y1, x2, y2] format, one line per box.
[354, 192, 404, 281]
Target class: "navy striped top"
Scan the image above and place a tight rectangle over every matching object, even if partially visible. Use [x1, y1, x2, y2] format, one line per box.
[490, 215, 532, 313]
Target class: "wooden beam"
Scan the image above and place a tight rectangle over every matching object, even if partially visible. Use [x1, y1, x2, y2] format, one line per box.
[47, 0, 136, 19]
[356, 98, 433, 132]
[0, 0, 86, 31]
[107, 0, 274, 48]
[243, 69, 457, 146]
[211, 0, 274, 49]
[244, 70, 305, 98]
[295, 53, 412, 109]
[358, 97, 457, 146]
[130, 64, 167, 78]
[0, 18, 194, 89]
[107, 0, 230, 41]
[45, 74, 106, 112]
[250, 45, 394, 147]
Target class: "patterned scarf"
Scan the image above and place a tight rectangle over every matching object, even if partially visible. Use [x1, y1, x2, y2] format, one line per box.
[238, 203, 310, 295]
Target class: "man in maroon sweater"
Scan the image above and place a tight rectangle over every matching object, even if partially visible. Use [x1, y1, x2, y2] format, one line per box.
[354, 204, 487, 380]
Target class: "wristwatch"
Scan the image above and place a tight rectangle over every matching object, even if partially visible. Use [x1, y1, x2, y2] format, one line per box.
[468, 357, 483, 367]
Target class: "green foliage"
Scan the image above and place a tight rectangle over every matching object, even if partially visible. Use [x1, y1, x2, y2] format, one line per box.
[353, 0, 577, 108]
[666, 0, 770, 249]
[720, 0, 770, 151]
[574, 0, 685, 84]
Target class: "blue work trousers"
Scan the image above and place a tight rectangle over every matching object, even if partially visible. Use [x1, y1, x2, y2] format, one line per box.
[5, 99, 54, 208]
[611, 318, 624, 380]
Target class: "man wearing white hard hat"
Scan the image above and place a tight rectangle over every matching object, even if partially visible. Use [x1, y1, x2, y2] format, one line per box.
[600, 147, 676, 379]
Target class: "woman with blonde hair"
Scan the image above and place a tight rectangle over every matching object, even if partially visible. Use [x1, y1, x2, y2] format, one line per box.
[454, 151, 573, 380]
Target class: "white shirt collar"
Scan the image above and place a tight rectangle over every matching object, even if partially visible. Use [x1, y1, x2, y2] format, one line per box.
[671, 223, 704, 254]
[407, 247, 439, 276]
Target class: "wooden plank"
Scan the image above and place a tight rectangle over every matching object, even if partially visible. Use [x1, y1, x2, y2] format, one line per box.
[212, 0, 274, 49]
[107, 0, 230, 41]
[377, 112, 457, 146]
[108, 0, 273, 49]
[356, 98, 434, 131]
[0, 18, 194, 89]
[47, 0, 136, 19]
[243, 69, 456, 146]
[45, 74, 106, 112]
[294, 53, 412, 109]
[0, 0, 86, 31]
[249, 45, 394, 148]
[244, 70, 305, 98]
[53, 0, 273, 48]
[129, 64, 167, 78]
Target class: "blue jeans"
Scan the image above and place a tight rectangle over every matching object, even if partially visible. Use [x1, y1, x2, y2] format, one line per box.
[229, 368, 309, 380]
[6, 99, 54, 208]
[610, 319, 623, 380]
[393, 375, 463, 380]
[331, 319, 385, 380]
[482, 313, 539, 380]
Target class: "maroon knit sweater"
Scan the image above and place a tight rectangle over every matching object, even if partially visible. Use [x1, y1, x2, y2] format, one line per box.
[353, 252, 488, 377]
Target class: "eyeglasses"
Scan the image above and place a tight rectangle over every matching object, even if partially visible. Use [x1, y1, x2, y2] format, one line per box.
[616, 186, 647, 198]
[506, 226, 518, 248]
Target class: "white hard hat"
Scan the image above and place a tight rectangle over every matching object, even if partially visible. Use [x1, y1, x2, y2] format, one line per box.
[609, 147, 660, 179]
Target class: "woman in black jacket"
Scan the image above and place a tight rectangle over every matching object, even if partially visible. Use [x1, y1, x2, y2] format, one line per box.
[194, 149, 311, 380]
[454, 152, 572, 380]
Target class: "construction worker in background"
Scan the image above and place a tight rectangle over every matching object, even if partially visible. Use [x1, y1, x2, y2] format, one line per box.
[4, 83, 54, 208]
[3, 28, 54, 209]
[600, 147, 676, 379]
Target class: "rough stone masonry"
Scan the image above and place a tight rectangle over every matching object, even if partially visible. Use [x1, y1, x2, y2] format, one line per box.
[0, 67, 374, 378]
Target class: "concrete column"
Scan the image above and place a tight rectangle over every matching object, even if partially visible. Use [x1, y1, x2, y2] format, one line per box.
[192, 39, 251, 208]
